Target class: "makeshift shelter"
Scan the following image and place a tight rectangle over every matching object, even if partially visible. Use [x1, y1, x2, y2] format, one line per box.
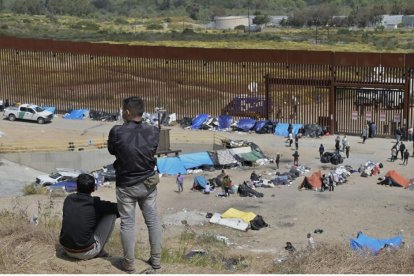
[191, 114, 209, 129]
[350, 232, 403, 255]
[298, 171, 322, 190]
[216, 149, 238, 166]
[218, 115, 232, 130]
[193, 175, 208, 189]
[157, 157, 187, 175]
[179, 152, 214, 169]
[63, 109, 89, 120]
[274, 123, 303, 136]
[236, 118, 256, 132]
[255, 120, 274, 134]
[383, 170, 411, 188]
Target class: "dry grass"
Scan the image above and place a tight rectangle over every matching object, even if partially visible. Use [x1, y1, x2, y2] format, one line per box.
[1, 206, 414, 273]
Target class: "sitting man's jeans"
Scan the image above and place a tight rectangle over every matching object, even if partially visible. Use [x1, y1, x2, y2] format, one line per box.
[64, 214, 116, 260]
[116, 183, 161, 267]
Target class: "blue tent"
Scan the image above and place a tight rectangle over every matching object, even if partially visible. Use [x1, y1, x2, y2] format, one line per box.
[157, 157, 187, 175]
[63, 109, 89, 120]
[350, 232, 403, 255]
[237, 118, 256, 132]
[41, 106, 56, 114]
[218, 115, 232, 129]
[274, 123, 303, 136]
[179, 152, 214, 169]
[191, 114, 209, 129]
[193, 175, 208, 189]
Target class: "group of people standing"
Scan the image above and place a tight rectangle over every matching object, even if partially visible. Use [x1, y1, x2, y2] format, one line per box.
[391, 141, 410, 165]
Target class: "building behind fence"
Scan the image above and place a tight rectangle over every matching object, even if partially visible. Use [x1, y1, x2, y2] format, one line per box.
[0, 36, 413, 137]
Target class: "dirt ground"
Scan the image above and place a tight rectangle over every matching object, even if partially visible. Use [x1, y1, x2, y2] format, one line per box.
[1, 116, 414, 273]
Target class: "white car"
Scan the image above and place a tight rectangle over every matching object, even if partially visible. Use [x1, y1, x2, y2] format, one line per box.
[3, 104, 53, 124]
[35, 168, 86, 186]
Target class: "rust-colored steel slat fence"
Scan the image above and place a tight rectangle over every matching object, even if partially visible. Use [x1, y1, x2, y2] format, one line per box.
[0, 36, 413, 137]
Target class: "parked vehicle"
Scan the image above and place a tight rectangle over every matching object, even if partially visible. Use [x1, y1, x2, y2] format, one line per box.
[3, 104, 53, 124]
[92, 164, 116, 182]
[47, 179, 77, 192]
[36, 168, 86, 186]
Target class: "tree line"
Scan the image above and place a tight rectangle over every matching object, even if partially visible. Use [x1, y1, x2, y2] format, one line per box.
[0, 0, 413, 28]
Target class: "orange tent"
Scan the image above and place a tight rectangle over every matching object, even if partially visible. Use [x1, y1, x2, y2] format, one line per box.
[299, 171, 322, 190]
[385, 170, 410, 189]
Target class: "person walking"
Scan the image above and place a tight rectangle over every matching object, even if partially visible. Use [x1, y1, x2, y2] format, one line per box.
[222, 175, 232, 197]
[403, 149, 409, 165]
[176, 173, 183, 193]
[342, 136, 347, 152]
[292, 151, 299, 166]
[275, 153, 280, 170]
[295, 135, 299, 150]
[319, 144, 324, 158]
[108, 97, 162, 273]
[288, 132, 293, 147]
[391, 146, 397, 162]
[328, 174, 334, 192]
[59, 174, 119, 260]
[335, 137, 340, 153]
[362, 127, 367, 144]
[345, 145, 350, 159]
[396, 128, 402, 142]
[400, 142, 406, 160]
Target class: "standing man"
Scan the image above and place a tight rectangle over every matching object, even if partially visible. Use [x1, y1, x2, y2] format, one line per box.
[399, 142, 406, 160]
[295, 135, 299, 150]
[345, 144, 350, 159]
[362, 127, 367, 144]
[275, 153, 280, 170]
[292, 151, 299, 166]
[108, 97, 162, 273]
[319, 144, 324, 158]
[176, 173, 184, 193]
[403, 149, 409, 165]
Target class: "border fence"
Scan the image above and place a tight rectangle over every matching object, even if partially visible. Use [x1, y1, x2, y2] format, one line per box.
[0, 36, 413, 137]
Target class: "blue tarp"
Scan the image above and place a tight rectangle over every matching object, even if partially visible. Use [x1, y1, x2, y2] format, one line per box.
[41, 106, 56, 114]
[194, 175, 208, 189]
[218, 115, 232, 129]
[63, 109, 89, 120]
[274, 123, 303, 136]
[237, 118, 256, 132]
[350, 232, 403, 255]
[191, 114, 209, 129]
[157, 157, 187, 175]
[179, 152, 214, 169]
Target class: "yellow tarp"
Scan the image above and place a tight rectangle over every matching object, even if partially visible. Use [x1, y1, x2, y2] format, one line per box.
[221, 208, 256, 223]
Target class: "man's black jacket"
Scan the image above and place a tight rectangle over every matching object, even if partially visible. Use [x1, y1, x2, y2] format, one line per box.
[108, 121, 159, 188]
[59, 193, 118, 250]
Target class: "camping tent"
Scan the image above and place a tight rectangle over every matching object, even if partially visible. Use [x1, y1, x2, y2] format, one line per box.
[236, 118, 256, 132]
[218, 115, 232, 130]
[384, 170, 411, 188]
[191, 114, 209, 129]
[299, 171, 322, 190]
[156, 157, 187, 175]
[350, 232, 403, 255]
[274, 123, 303, 136]
[193, 175, 208, 189]
[179, 152, 214, 169]
[63, 109, 89, 120]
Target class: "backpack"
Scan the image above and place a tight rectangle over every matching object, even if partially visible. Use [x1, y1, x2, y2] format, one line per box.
[250, 215, 269, 230]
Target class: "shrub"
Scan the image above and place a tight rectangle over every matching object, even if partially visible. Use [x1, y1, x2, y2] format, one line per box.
[182, 28, 195, 35]
[114, 17, 129, 25]
[146, 23, 163, 30]
[23, 183, 47, 196]
[1, 24, 8, 29]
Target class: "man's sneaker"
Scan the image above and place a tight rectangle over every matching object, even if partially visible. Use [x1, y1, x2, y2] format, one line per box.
[145, 258, 161, 270]
[118, 259, 136, 274]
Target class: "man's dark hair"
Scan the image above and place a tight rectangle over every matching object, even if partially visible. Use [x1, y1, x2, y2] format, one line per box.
[77, 173, 95, 194]
[123, 96, 144, 117]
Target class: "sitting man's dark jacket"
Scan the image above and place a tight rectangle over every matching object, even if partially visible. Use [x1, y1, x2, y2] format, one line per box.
[59, 193, 118, 250]
[108, 121, 159, 188]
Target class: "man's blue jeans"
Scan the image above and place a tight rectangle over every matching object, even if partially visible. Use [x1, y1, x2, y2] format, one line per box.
[116, 184, 161, 267]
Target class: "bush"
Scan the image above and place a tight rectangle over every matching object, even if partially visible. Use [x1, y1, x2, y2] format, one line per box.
[23, 183, 47, 196]
[70, 20, 100, 31]
[1, 24, 8, 29]
[182, 28, 195, 35]
[146, 23, 164, 30]
[114, 17, 129, 25]
[234, 25, 245, 31]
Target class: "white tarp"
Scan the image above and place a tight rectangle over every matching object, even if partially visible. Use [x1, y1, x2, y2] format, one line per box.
[209, 213, 249, 231]
[216, 149, 238, 165]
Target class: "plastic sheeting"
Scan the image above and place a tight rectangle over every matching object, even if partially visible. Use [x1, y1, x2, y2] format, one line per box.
[236, 118, 256, 132]
[274, 123, 303, 136]
[63, 109, 89, 120]
[216, 149, 238, 165]
[350, 232, 403, 255]
[41, 106, 56, 114]
[221, 208, 257, 224]
[193, 175, 208, 189]
[179, 152, 214, 169]
[191, 114, 209, 129]
[218, 115, 232, 130]
[157, 157, 187, 175]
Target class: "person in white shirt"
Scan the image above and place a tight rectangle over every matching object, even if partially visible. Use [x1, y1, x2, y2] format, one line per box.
[307, 233, 315, 249]
[203, 183, 211, 194]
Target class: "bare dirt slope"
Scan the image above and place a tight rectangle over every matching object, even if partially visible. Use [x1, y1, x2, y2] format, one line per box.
[1, 117, 414, 273]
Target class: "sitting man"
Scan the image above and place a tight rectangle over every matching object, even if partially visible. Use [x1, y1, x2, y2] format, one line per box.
[250, 171, 261, 182]
[59, 174, 119, 260]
